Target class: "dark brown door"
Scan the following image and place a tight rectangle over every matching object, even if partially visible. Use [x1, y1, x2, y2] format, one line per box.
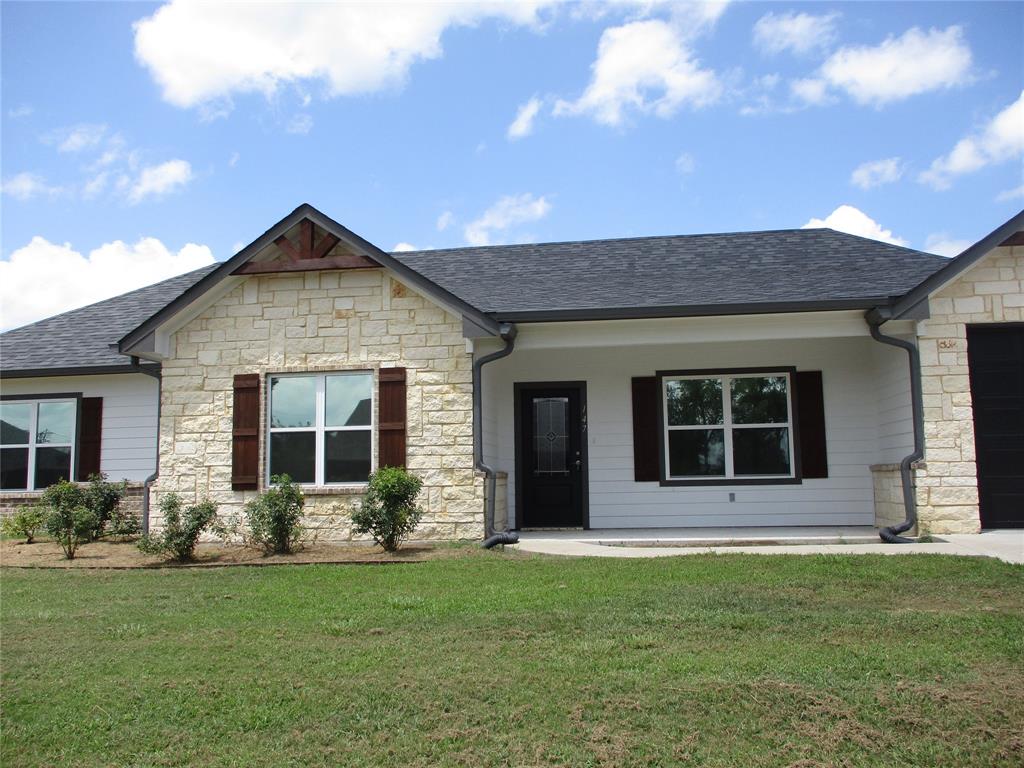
[967, 325, 1024, 528]
[518, 385, 586, 528]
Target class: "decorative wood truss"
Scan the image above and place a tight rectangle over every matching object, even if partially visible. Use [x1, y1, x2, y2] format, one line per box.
[231, 217, 379, 275]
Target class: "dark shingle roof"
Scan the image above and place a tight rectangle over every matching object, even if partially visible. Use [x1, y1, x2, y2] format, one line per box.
[393, 228, 948, 319]
[0, 265, 219, 375]
[2, 226, 950, 375]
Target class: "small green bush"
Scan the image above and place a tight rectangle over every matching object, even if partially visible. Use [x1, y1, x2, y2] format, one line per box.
[137, 494, 218, 562]
[245, 474, 305, 554]
[84, 473, 129, 540]
[41, 480, 99, 559]
[351, 467, 423, 552]
[1, 504, 47, 543]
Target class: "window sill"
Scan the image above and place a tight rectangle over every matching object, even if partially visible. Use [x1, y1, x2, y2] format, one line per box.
[659, 477, 801, 487]
[298, 485, 369, 497]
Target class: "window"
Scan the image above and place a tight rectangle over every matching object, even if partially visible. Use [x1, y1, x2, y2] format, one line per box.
[267, 372, 373, 486]
[662, 372, 794, 481]
[0, 399, 77, 490]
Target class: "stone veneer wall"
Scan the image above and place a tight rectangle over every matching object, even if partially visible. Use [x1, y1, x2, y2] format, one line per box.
[915, 244, 1024, 533]
[151, 269, 484, 541]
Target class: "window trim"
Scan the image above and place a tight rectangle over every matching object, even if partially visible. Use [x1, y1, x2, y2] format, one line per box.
[0, 393, 82, 491]
[265, 371, 374, 488]
[655, 367, 803, 487]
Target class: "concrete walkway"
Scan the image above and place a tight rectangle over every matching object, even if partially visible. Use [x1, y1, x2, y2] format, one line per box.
[513, 528, 1024, 564]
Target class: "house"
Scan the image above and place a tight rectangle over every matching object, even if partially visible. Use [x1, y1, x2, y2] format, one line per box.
[2, 204, 1021, 540]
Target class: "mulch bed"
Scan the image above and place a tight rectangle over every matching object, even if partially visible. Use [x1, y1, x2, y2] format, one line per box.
[0, 538, 479, 569]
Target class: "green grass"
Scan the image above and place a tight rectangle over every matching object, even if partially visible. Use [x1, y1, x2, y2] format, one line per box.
[2, 553, 1023, 767]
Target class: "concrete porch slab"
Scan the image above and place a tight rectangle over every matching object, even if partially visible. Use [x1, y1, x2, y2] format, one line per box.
[512, 528, 1024, 564]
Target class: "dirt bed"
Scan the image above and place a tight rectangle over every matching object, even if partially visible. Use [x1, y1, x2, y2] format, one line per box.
[0, 538, 487, 568]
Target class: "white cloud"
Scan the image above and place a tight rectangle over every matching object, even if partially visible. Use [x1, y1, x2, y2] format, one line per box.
[789, 77, 831, 106]
[0, 236, 215, 330]
[507, 96, 542, 140]
[392, 242, 417, 252]
[0, 172, 64, 201]
[133, 1, 552, 111]
[8, 104, 33, 119]
[436, 210, 454, 231]
[45, 123, 108, 153]
[127, 159, 193, 204]
[919, 91, 1024, 190]
[82, 172, 110, 200]
[753, 11, 838, 56]
[464, 193, 551, 246]
[819, 26, 972, 107]
[802, 205, 908, 246]
[553, 19, 721, 127]
[850, 157, 904, 190]
[924, 233, 971, 257]
[996, 184, 1024, 202]
[675, 152, 695, 174]
[229, 151, 240, 168]
[286, 113, 313, 135]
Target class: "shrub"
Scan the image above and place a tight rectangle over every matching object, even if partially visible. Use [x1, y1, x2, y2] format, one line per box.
[245, 474, 305, 554]
[83, 473, 128, 540]
[351, 467, 423, 552]
[41, 480, 98, 560]
[1, 504, 47, 543]
[137, 494, 218, 562]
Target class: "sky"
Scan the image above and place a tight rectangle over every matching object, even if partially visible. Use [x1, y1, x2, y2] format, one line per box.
[1, 0, 1022, 330]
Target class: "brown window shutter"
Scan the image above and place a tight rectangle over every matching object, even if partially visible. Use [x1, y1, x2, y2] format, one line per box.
[631, 376, 660, 482]
[77, 397, 103, 480]
[232, 373, 260, 490]
[378, 367, 407, 469]
[795, 371, 828, 479]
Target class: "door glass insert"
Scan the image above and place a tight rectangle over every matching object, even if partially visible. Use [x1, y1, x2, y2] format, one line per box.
[533, 397, 569, 474]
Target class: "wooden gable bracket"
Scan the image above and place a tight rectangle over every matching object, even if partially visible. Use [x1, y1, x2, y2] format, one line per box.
[231, 217, 380, 275]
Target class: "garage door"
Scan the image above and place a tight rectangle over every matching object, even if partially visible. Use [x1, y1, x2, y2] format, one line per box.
[967, 325, 1024, 528]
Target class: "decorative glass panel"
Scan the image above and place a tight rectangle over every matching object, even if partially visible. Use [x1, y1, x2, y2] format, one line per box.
[270, 376, 316, 428]
[37, 401, 75, 444]
[326, 374, 372, 427]
[533, 397, 568, 474]
[666, 379, 723, 426]
[325, 430, 372, 483]
[0, 448, 28, 489]
[731, 376, 788, 424]
[0, 403, 31, 444]
[668, 429, 725, 477]
[34, 446, 72, 488]
[269, 432, 316, 484]
[733, 427, 790, 475]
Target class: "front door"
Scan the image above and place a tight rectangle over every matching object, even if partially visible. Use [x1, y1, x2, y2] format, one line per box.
[967, 324, 1024, 528]
[517, 383, 587, 528]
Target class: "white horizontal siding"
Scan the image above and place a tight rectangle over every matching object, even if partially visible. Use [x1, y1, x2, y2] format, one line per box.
[481, 333, 907, 529]
[0, 373, 158, 482]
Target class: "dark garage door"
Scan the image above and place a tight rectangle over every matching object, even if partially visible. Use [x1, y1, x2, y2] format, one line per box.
[967, 325, 1024, 528]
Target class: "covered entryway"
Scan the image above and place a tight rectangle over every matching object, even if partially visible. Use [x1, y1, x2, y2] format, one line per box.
[515, 382, 588, 528]
[967, 324, 1024, 528]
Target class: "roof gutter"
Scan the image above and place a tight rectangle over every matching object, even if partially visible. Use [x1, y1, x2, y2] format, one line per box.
[472, 323, 519, 548]
[865, 308, 924, 543]
[129, 356, 162, 535]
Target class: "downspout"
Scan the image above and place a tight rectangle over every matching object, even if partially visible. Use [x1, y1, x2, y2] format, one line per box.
[130, 356, 161, 535]
[473, 323, 519, 549]
[865, 309, 924, 543]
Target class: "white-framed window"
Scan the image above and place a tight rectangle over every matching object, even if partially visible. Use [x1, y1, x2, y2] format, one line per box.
[0, 399, 77, 491]
[267, 372, 373, 486]
[662, 371, 795, 481]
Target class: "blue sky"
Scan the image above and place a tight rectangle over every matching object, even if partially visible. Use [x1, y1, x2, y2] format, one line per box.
[1, 1, 1022, 329]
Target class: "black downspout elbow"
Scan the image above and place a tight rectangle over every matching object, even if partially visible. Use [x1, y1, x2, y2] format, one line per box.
[866, 310, 925, 543]
[473, 323, 518, 548]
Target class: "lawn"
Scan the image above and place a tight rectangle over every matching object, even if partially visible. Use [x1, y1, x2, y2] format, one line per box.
[2, 552, 1022, 767]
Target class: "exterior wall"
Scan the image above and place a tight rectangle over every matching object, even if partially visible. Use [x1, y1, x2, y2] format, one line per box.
[482, 329, 904, 529]
[915, 243, 1024, 533]
[152, 269, 483, 541]
[0, 373, 158, 483]
[0, 482, 145, 523]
